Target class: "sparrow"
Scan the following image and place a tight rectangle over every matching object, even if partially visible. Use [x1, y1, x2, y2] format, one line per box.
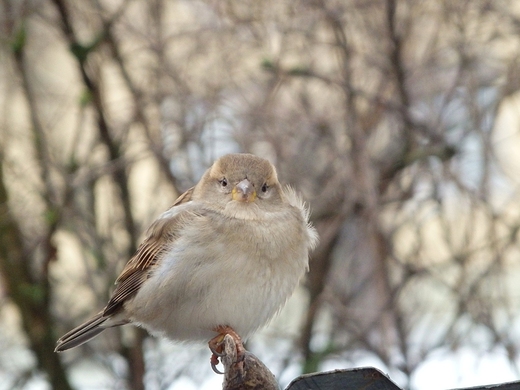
[55, 153, 318, 372]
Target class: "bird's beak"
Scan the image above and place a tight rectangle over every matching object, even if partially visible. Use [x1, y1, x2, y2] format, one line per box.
[232, 179, 256, 202]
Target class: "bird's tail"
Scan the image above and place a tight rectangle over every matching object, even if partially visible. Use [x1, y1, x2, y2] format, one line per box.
[55, 312, 118, 352]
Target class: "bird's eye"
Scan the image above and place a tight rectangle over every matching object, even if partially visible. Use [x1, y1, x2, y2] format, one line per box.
[261, 183, 268, 193]
[219, 178, 228, 187]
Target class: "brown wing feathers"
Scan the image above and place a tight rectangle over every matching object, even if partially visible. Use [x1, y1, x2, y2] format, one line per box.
[55, 187, 195, 352]
[103, 235, 168, 316]
[103, 187, 194, 316]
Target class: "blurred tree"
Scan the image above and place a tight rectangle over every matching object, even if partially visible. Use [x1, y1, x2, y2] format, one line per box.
[0, 0, 520, 389]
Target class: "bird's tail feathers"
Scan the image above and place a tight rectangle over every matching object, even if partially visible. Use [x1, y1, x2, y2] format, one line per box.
[55, 312, 126, 352]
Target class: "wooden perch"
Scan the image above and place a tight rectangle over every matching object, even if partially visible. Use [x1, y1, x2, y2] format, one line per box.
[218, 338, 520, 390]
[220, 334, 278, 390]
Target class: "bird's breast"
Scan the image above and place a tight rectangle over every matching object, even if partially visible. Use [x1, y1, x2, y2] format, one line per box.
[127, 207, 310, 341]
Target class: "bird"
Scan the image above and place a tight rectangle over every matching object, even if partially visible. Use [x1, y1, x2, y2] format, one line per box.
[55, 153, 318, 372]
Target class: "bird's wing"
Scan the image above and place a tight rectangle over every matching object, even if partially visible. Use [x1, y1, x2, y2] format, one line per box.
[103, 187, 195, 317]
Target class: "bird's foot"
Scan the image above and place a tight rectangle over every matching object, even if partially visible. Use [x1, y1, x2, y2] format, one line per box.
[208, 325, 244, 374]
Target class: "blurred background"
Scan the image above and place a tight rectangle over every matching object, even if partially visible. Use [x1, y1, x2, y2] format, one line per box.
[1, 0, 520, 389]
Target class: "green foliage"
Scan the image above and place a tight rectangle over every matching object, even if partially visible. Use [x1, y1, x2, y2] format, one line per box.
[44, 208, 59, 226]
[20, 283, 45, 305]
[261, 58, 275, 71]
[10, 24, 26, 55]
[69, 32, 104, 64]
[79, 89, 93, 107]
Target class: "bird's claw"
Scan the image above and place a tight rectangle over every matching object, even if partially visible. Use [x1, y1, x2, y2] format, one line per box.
[212, 349, 225, 357]
[209, 337, 225, 374]
[208, 326, 244, 375]
[210, 352, 224, 374]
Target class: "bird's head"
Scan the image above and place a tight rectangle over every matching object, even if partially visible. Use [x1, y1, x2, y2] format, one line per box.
[194, 153, 284, 217]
